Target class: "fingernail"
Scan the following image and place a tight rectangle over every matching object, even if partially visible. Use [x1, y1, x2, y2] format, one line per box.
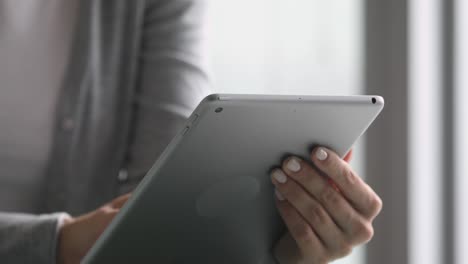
[272, 169, 287, 183]
[287, 157, 301, 172]
[275, 189, 285, 201]
[316, 148, 328, 161]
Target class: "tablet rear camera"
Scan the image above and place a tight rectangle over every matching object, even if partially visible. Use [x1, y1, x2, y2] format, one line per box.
[372, 97, 377, 104]
[215, 107, 223, 113]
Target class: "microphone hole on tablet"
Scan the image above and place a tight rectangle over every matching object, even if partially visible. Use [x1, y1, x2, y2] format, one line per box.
[372, 97, 377, 104]
[215, 107, 223, 113]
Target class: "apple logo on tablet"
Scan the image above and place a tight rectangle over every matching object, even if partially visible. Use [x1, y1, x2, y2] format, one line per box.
[195, 177, 260, 218]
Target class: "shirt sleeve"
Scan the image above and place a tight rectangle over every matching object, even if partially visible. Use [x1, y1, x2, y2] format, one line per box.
[119, 0, 211, 192]
[0, 212, 67, 264]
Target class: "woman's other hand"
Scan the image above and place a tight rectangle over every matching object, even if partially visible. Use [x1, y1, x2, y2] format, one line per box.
[57, 193, 131, 264]
[272, 147, 382, 264]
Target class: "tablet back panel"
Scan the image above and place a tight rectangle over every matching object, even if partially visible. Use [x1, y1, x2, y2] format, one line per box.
[84, 94, 384, 264]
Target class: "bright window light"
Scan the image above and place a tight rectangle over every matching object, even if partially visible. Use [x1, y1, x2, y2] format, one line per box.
[455, 0, 468, 263]
[409, 0, 443, 263]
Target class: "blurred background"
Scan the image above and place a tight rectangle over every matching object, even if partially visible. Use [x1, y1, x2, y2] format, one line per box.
[203, 0, 467, 264]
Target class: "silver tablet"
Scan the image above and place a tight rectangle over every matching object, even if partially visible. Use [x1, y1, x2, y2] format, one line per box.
[83, 94, 384, 264]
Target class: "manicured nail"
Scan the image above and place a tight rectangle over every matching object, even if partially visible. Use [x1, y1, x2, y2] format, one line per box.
[272, 169, 287, 183]
[287, 157, 301, 172]
[275, 189, 285, 201]
[316, 148, 328, 161]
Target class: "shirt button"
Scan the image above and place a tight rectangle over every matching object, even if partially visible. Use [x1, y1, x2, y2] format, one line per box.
[61, 118, 75, 131]
[117, 169, 129, 182]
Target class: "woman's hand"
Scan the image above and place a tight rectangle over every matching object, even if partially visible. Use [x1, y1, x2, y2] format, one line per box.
[57, 193, 131, 264]
[272, 147, 382, 264]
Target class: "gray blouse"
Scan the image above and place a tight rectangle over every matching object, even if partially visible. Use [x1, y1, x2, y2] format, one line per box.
[0, 0, 79, 213]
[0, 0, 210, 263]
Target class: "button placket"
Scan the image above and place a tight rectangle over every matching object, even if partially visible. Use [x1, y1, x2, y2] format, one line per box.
[61, 117, 75, 131]
[117, 169, 129, 182]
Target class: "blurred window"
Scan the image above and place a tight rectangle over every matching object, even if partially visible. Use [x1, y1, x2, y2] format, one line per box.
[410, 0, 468, 263]
[455, 0, 467, 263]
[409, 0, 443, 263]
[205, 0, 363, 95]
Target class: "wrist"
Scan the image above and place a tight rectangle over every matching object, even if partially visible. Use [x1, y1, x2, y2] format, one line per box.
[274, 233, 327, 264]
[56, 213, 73, 232]
[274, 233, 301, 264]
[57, 215, 75, 264]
